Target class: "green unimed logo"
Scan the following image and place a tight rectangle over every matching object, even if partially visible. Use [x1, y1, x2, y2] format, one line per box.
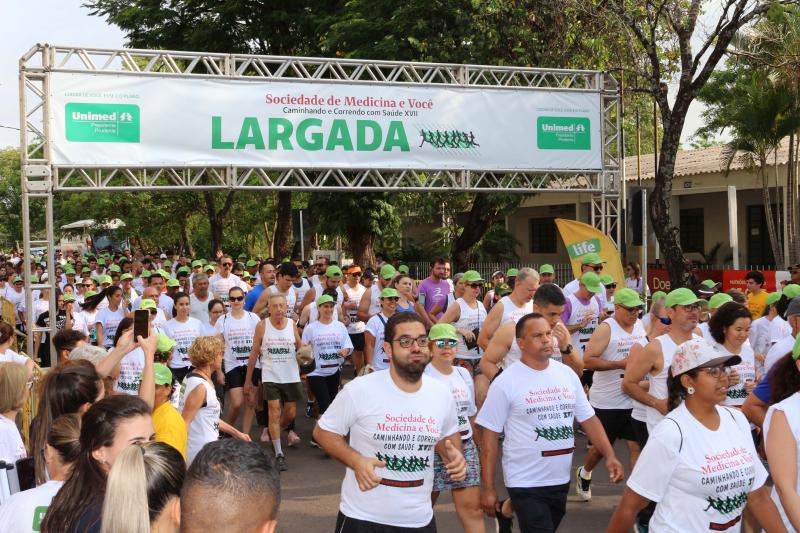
[537, 116, 590, 150]
[65, 103, 140, 143]
[567, 239, 601, 259]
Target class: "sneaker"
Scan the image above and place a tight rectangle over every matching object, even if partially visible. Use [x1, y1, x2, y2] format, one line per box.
[287, 430, 301, 447]
[310, 437, 321, 449]
[259, 428, 271, 442]
[495, 499, 513, 533]
[305, 402, 314, 418]
[276, 454, 288, 472]
[575, 467, 592, 501]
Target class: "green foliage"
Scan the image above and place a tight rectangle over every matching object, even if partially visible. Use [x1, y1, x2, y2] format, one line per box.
[0, 148, 44, 247]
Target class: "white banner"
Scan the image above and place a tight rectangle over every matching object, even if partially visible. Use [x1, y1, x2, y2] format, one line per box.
[50, 72, 603, 170]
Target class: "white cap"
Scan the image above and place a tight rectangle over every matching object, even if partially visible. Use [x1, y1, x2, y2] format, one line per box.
[160, 253, 167, 259]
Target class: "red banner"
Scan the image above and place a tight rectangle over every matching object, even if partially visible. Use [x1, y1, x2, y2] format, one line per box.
[647, 268, 784, 293]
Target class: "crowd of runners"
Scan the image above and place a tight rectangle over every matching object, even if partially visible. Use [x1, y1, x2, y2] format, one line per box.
[0, 248, 799, 532]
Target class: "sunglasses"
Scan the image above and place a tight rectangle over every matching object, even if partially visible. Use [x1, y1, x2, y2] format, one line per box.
[382, 297, 400, 302]
[394, 335, 429, 348]
[434, 339, 458, 348]
[229, 296, 244, 302]
[148, 309, 158, 315]
[605, 283, 617, 289]
[657, 316, 672, 325]
[467, 283, 482, 288]
[592, 265, 604, 272]
[222, 263, 233, 268]
[350, 272, 362, 277]
[618, 304, 641, 313]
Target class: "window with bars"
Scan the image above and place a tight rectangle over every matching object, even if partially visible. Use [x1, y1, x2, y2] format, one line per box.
[529, 217, 557, 253]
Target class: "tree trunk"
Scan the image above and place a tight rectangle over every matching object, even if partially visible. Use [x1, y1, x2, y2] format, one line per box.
[650, 104, 691, 287]
[274, 191, 293, 259]
[789, 131, 800, 264]
[450, 194, 517, 272]
[349, 230, 376, 268]
[204, 191, 236, 256]
[761, 164, 785, 269]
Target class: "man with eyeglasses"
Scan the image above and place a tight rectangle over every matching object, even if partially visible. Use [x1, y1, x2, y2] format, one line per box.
[478, 313, 623, 533]
[363, 288, 400, 372]
[575, 289, 648, 502]
[245, 261, 277, 312]
[6, 276, 26, 328]
[563, 253, 609, 310]
[314, 312, 466, 532]
[210, 254, 247, 309]
[297, 265, 346, 315]
[477, 267, 539, 352]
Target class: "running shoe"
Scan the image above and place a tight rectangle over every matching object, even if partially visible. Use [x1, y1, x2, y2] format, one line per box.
[287, 430, 301, 447]
[276, 454, 288, 472]
[495, 499, 513, 533]
[575, 467, 592, 501]
[310, 437, 321, 449]
[305, 402, 314, 418]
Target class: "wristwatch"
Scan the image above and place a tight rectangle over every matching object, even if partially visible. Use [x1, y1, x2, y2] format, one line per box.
[560, 344, 573, 355]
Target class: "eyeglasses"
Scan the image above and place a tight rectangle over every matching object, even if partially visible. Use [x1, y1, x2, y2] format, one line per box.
[350, 272, 362, 277]
[394, 335, 429, 348]
[679, 304, 701, 311]
[229, 296, 244, 302]
[148, 309, 158, 315]
[657, 316, 672, 326]
[468, 283, 482, 289]
[605, 283, 617, 289]
[701, 365, 730, 378]
[382, 297, 400, 302]
[618, 304, 641, 313]
[592, 265, 604, 272]
[434, 339, 458, 348]
[222, 263, 233, 268]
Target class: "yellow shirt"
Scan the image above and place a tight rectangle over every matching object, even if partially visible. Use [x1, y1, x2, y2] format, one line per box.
[152, 401, 187, 460]
[747, 291, 768, 320]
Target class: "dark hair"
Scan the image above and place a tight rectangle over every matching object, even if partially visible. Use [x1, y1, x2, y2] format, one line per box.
[777, 294, 791, 319]
[82, 285, 122, 312]
[173, 291, 190, 312]
[533, 283, 566, 308]
[770, 353, 800, 405]
[430, 257, 447, 268]
[667, 368, 699, 411]
[181, 440, 280, 532]
[745, 271, 765, 286]
[228, 285, 244, 297]
[42, 395, 152, 532]
[708, 302, 752, 344]
[48, 414, 82, 466]
[207, 299, 225, 312]
[725, 289, 747, 305]
[31, 360, 102, 484]
[276, 262, 298, 279]
[321, 288, 338, 300]
[384, 312, 426, 345]
[0, 321, 14, 345]
[626, 262, 641, 279]
[515, 312, 545, 339]
[53, 329, 87, 356]
[114, 317, 134, 347]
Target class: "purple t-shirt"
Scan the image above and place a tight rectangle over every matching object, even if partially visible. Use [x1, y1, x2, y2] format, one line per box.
[417, 277, 450, 319]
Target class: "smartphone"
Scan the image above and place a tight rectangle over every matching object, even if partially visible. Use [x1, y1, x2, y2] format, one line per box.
[417, 292, 426, 306]
[133, 309, 149, 339]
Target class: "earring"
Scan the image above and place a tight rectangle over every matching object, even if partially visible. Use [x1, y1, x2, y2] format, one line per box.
[687, 386, 695, 395]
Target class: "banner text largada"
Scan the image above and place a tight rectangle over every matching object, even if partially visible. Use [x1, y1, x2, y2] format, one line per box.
[51, 72, 604, 170]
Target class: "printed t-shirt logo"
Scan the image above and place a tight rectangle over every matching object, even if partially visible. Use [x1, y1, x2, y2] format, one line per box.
[65, 103, 140, 143]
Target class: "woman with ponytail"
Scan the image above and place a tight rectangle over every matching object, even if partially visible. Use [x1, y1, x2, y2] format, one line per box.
[0, 414, 81, 533]
[101, 441, 184, 533]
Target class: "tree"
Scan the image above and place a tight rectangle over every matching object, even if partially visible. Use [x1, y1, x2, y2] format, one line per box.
[570, 0, 790, 286]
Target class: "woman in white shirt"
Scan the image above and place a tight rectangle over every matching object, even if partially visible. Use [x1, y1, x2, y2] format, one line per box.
[609, 338, 783, 532]
[0, 414, 80, 533]
[625, 262, 649, 296]
[95, 286, 126, 350]
[204, 299, 225, 336]
[0, 362, 29, 464]
[0, 321, 34, 375]
[708, 302, 757, 403]
[162, 293, 204, 384]
[764, 340, 800, 532]
[437, 270, 487, 376]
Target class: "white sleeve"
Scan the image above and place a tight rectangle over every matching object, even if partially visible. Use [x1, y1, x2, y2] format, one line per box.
[6, 351, 28, 365]
[729, 409, 769, 491]
[627, 418, 681, 502]
[459, 368, 478, 417]
[475, 378, 510, 433]
[301, 323, 312, 343]
[440, 393, 459, 439]
[572, 370, 595, 423]
[318, 383, 358, 436]
[214, 316, 224, 336]
[341, 324, 354, 353]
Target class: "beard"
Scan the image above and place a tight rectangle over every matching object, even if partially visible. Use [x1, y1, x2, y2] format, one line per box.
[393, 356, 430, 382]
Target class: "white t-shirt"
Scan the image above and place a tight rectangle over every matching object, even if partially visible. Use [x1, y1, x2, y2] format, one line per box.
[318, 371, 458, 528]
[589, 318, 647, 410]
[765, 335, 794, 375]
[453, 298, 487, 360]
[476, 359, 594, 488]
[628, 403, 768, 533]
[365, 313, 391, 370]
[209, 273, 245, 307]
[179, 374, 220, 465]
[189, 293, 211, 323]
[713, 342, 756, 406]
[424, 364, 477, 440]
[115, 347, 145, 395]
[767, 316, 792, 346]
[0, 349, 29, 365]
[214, 311, 260, 370]
[748, 316, 770, 355]
[344, 283, 367, 334]
[0, 415, 26, 464]
[0, 479, 64, 533]
[162, 317, 205, 369]
[95, 306, 125, 349]
[4, 288, 25, 322]
[764, 391, 800, 531]
[302, 320, 353, 377]
[699, 322, 714, 344]
[260, 320, 300, 384]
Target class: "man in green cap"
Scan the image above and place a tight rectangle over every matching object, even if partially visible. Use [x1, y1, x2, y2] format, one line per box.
[561, 272, 605, 363]
[358, 263, 396, 323]
[478, 268, 538, 351]
[363, 287, 400, 372]
[539, 264, 556, 285]
[576, 288, 648, 501]
[297, 265, 346, 314]
[563, 252, 609, 309]
[696, 279, 721, 298]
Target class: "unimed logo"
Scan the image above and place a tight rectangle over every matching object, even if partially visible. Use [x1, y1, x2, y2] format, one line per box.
[537, 116, 590, 150]
[65, 103, 140, 143]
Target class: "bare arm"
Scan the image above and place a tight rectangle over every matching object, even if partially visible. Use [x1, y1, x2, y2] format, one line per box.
[137, 331, 158, 410]
[622, 341, 667, 415]
[746, 485, 788, 533]
[477, 302, 503, 351]
[580, 416, 623, 482]
[95, 328, 137, 378]
[364, 331, 375, 365]
[298, 287, 317, 314]
[252, 289, 271, 315]
[181, 384, 205, 428]
[767, 410, 800, 530]
[357, 287, 372, 322]
[218, 419, 251, 441]
[479, 427, 501, 516]
[742, 391, 769, 428]
[312, 425, 385, 491]
[583, 323, 619, 371]
[607, 487, 652, 533]
[437, 302, 461, 326]
[244, 321, 265, 396]
[95, 322, 105, 350]
[479, 323, 514, 381]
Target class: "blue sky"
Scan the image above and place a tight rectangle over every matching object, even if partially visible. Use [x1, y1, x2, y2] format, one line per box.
[1, 0, 708, 151]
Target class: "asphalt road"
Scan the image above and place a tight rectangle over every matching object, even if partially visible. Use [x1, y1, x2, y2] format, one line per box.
[239, 369, 631, 533]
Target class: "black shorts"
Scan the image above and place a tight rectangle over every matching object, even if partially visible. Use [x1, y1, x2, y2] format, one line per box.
[581, 369, 594, 388]
[349, 333, 365, 351]
[335, 512, 436, 532]
[225, 365, 261, 390]
[594, 407, 636, 443]
[631, 418, 649, 448]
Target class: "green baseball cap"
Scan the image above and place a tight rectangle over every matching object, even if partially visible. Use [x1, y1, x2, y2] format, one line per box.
[766, 291, 782, 306]
[65, 268, 76, 275]
[380, 287, 399, 299]
[581, 252, 606, 265]
[665, 287, 702, 308]
[30, 276, 39, 283]
[84, 290, 97, 298]
[200, 258, 208, 265]
[506, 268, 519, 278]
[708, 293, 733, 309]
[379, 264, 396, 280]
[317, 294, 335, 306]
[109, 264, 121, 273]
[120, 273, 133, 281]
[580, 272, 604, 294]
[177, 266, 191, 275]
[100, 275, 113, 285]
[238, 253, 247, 259]
[156, 333, 176, 353]
[539, 264, 554, 275]
[462, 270, 484, 283]
[783, 284, 800, 299]
[428, 323, 458, 342]
[141, 269, 151, 278]
[398, 265, 409, 274]
[97, 258, 106, 266]
[242, 272, 252, 280]
[81, 267, 91, 274]
[156, 269, 171, 279]
[63, 294, 75, 303]
[191, 259, 203, 268]
[651, 291, 667, 302]
[599, 274, 614, 286]
[614, 288, 643, 308]
[325, 265, 343, 278]
[494, 282, 512, 296]
[143, 363, 173, 386]
[793, 334, 800, 360]
[166, 278, 180, 288]
[204, 265, 215, 273]
[163, 260, 173, 267]
[698, 279, 721, 294]
[246, 259, 258, 267]
[139, 299, 157, 310]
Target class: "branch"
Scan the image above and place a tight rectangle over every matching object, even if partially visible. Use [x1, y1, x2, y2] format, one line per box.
[217, 190, 237, 219]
